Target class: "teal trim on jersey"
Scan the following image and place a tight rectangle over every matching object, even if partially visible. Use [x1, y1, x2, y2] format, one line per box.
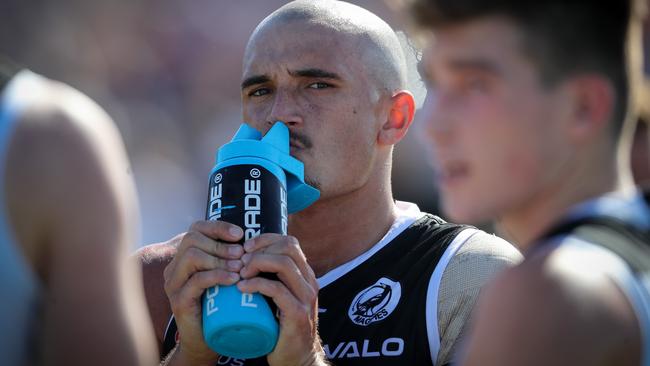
[216, 122, 319, 213]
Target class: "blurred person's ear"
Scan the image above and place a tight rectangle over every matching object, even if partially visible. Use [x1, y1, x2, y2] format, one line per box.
[564, 75, 616, 143]
[378, 90, 416, 145]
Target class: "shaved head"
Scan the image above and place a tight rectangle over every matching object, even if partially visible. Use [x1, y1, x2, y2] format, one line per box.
[245, 0, 407, 94]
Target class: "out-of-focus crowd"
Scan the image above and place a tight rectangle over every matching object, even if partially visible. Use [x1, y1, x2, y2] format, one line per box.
[1, 0, 648, 246]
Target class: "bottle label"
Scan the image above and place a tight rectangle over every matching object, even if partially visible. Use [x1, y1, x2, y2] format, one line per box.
[206, 164, 288, 240]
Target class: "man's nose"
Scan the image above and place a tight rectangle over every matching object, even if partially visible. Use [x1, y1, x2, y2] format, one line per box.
[266, 88, 302, 130]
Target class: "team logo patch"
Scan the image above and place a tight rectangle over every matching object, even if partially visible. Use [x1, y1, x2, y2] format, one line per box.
[348, 277, 401, 326]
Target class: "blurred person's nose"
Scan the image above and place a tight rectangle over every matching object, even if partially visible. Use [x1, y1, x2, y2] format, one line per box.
[265, 88, 302, 132]
[421, 89, 455, 147]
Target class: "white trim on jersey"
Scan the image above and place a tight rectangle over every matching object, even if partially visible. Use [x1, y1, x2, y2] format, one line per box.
[316, 201, 425, 289]
[425, 228, 479, 364]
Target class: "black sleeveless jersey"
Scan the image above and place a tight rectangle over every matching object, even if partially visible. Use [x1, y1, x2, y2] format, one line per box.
[540, 190, 650, 274]
[163, 214, 469, 365]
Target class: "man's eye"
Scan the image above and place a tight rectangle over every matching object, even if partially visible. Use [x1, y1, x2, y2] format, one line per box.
[249, 88, 270, 97]
[308, 82, 331, 89]
[462, 76, 489, 93]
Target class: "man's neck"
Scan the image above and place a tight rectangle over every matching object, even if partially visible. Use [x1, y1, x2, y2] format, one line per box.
[496, 153, 634, 253]
[289, 180, 397, 277]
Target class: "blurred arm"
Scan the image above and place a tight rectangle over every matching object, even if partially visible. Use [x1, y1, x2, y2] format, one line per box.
[6, 76, 157, 365]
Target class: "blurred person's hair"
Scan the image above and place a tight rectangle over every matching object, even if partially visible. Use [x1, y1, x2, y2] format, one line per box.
[409, 0, 645, 137]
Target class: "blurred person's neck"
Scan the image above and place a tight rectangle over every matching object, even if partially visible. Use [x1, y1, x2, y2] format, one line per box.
[288, 155, 397, 278]
[495, 141, 635, 254]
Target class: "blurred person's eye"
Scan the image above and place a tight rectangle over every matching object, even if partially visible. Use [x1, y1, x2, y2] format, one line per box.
[250, 88, 271, 97]
[460, 75, 490, 94]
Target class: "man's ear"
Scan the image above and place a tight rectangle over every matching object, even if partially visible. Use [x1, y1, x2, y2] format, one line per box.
[566, 74, 615, 142]
[377, 90, 416, 145]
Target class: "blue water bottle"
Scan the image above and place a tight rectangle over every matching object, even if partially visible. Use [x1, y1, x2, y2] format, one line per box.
[201, 122, 320, 359]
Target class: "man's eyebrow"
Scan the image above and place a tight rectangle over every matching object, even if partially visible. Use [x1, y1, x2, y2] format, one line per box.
[447, 58, 502, 75]
[290, 68, 342, 80]
[241, 75, 270, 90]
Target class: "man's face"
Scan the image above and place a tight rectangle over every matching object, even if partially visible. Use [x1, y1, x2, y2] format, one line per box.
[241, 21, 388, 200]
[420, 17, 572, 223]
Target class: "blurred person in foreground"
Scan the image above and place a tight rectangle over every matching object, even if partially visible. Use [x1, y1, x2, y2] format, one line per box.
[633, 82, 650, 188]
[136, 1, 522, 365]
[0, 58, 157, 365]
[409, 0, 650, 365]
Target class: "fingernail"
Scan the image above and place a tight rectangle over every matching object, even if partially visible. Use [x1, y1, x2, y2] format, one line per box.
[241, 253, 251, 264]
[228, 245, 243, 257]
[229, 272, 240, 281]
[243, 240, 254, 252]
[229, 226, 243, 237]
[227, 260, 241, 271]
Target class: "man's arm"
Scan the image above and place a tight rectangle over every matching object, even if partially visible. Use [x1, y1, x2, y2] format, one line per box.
[135, 242, 178, 351]
[6, 76, 157, 365]
[457, 247, 642, 366]
[434, 231, 522, 366]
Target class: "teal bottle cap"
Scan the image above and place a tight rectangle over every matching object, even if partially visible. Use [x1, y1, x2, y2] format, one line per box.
[216, 122, 320, 213]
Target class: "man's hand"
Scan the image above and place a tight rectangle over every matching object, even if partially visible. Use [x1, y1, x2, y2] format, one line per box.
[237, 233, 328, 366]
[163, 220, 245, 365]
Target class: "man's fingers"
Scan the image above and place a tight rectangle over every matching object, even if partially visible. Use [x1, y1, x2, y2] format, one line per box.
[243, 233, 289, 252]
[165, 247, 243, 296]
[169, 269, 240, 315]
[240, 253, 317, 305]
[177, 230, 244, 259]
[236, 277, 316, 328]
[190, 220, 244, 242]
[242, 235, 317, 289]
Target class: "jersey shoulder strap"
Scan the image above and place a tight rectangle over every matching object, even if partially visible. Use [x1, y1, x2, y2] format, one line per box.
[0, 56, 21, 93]
[542, 201, 650, 273]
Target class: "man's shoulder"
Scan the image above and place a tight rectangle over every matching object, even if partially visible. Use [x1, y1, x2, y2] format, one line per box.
[439, 230, 522, 295]
[133, 241, 179, 347]
[464, 249, 643, 364]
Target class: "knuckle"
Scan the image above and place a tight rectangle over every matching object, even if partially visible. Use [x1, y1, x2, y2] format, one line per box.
[186, 272, 203, 289]
[280, 256, 295, 268]
[285, 236, 304, 257]
[188, 221, 203, 233]
[163, 261, 177, 283]
[185, 247, 203, 262]
[163, 281, 173, 297]
[286, 235, 300, 249]
[184, 230, 201, 245]
[306, 286, 318, 304]
[269, 280, 284, 294]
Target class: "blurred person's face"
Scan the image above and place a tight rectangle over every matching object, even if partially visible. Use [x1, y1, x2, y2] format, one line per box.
[419, 17, 573, 223]
[241, 20, 390, 199]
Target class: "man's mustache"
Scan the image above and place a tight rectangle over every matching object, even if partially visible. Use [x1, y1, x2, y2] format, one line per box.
[290, 131, 313, 149]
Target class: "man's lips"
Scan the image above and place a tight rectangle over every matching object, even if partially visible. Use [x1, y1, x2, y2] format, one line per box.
[436, 161, 469, 186]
